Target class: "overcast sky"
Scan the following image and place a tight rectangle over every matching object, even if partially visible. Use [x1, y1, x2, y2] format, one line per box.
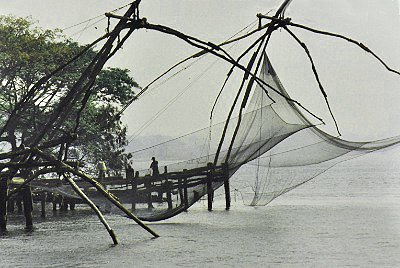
[2, 0, 400, 142]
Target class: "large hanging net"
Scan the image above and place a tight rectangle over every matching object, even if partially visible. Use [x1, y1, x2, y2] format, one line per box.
[74, 53, 397, 221]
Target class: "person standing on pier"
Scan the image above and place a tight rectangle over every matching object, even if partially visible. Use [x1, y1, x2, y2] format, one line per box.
[97, 161, 107, 180]
[150, 157, 159, 177]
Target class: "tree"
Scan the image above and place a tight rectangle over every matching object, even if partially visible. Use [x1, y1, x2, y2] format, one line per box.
[0, 15, 138, 174]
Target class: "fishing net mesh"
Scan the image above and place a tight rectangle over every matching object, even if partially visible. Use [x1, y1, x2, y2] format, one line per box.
[31, 54, 400, 221]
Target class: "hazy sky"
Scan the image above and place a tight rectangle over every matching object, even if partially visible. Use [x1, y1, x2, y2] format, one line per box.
[2, 0, 400, 142]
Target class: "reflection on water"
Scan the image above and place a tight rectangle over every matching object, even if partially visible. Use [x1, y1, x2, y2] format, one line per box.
[1, 153, 400, 267]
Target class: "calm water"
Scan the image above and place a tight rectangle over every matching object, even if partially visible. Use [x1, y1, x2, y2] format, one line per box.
[1, 152, 400, 267]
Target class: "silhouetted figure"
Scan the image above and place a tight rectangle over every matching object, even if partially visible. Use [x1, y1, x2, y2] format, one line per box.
[150, 157, 159, 177]
[97, 161, 107, 180]
[147, 157, 159, 209]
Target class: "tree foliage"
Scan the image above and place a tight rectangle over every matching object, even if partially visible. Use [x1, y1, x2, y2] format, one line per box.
[0, 15, 138, 174]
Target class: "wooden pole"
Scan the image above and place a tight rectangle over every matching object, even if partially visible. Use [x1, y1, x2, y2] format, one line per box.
[145, 175, 153, 209]
[7, 197, 14, 213]
[0, 178, 8, 231]
[223, 164, 231, 210]
[41, 191, 47, 218]
[64, 174, 118, 245]
[52, 193, 57, 211]
[16, 193, 22, 213]
[22, 186, 33, 229]
[183, 169, 189, 211]
[61, 196, 68, 211]
[207, 163, 214, 211]
[164, 167, 173, 210]
[70, 199, 76, 210]
[126, 167, 135, 211]
[224, 180, 230, 210]
[178, 178, 184, 206]
[131, 171, 138, 211]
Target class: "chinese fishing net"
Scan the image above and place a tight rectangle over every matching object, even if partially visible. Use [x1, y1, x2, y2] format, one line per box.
[69, 52, 395, 221]
[28, 52, 400, 221]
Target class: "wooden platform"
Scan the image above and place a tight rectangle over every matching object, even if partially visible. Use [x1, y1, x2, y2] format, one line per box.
[9, 163, 229, 209]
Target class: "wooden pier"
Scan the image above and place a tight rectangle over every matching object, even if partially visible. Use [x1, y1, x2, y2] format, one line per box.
[3, 162, 231, 226]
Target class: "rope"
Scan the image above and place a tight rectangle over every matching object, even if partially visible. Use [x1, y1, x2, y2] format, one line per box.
[127, 61, 215, 144]
[125, 20, 261, 145]
[62, 1, 135, 31]
[118, 17, 262, 117]
[283, 26, 341, 136]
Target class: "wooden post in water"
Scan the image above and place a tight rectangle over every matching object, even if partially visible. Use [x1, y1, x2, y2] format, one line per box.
[224, 180, 231, 210]
[7, 197, 14, 213]
[0, 178, 8, 231]
[41, 191, 47, 218]
[207, 163, 214, 211]
[126, 167, 135, 211]
[22, 186, 33, 229]
[145, 175, 153, 209]
[70, 199, 76, 210]
[60, 196, 68, 211]
[16, 193, 23, 213]
[178, 178, 184, 206]
[164, 167, 173, 210]
[223, 163, 231, 210]
[183, 169, 189, 211]
[133, 171, 139, 211]
[52, 193, 57, 211]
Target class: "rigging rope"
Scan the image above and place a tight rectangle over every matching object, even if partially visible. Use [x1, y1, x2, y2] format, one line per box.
[125, 21, 261, 145]
[117, 17, 262, 117]
[62, 1, 135, 31]
[127, 57, 220, 144]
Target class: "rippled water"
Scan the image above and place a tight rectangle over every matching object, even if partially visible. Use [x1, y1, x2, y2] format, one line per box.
[1, 153, 400, 267]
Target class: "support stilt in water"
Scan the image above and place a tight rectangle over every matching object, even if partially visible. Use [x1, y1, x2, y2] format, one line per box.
[41, 191, 47, 218]
[183, 170, 189, 212]
[223, 163, 231, 210]
[178, 178, 184, 207]
[52, 194, 57, 211]
[70, 199, 76, 210]
[145, 175, 153, 209]
[7, 198, 14, 213]
[166, 181, 173, 210]
[224, 180, 231, 210]
[164, 167, 173, 210]
[22, 186, 33, 229]
[60, 196, 68, 211]
[64, 174, 118, 245]
[0, 178, 8, 231]
[16, 194, 22, 213]
[128, 169, 137, 211]
[207, 163, 214, 211]
[207, 185, 213, 211]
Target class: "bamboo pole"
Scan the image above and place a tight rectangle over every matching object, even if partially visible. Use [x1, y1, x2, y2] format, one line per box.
[41, 191, 46, 218]
[183, 169, 189, 210]
[0, 178, 8, 231]
[164, 166, 173, 210]
[207, 163, 214, 212]
[224, 180, 231, 210]
[145, 175, 153, 209]
[64, 174, 118, 245]
[22, 186, 33, 229]
[127, 169, 136, 211]
[223, 164, 231, 210]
